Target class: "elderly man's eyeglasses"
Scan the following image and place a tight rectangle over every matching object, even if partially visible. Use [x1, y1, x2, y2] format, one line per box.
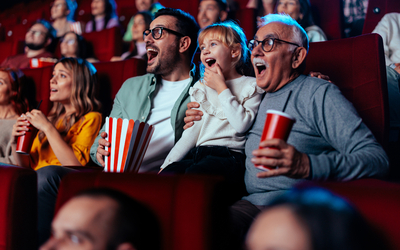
[248, 37, 300, 52]
[143, 27, 185, 40]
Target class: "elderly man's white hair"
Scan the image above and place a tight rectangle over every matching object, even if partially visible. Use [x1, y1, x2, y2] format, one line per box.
[258, 14, 309, 53]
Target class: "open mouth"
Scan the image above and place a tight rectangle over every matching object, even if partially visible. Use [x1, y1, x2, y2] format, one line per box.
[255, 63, 266, 75]
[147, 48, 158, 63]
[50, 89, 58, 93]
[205, 58, 216, 67]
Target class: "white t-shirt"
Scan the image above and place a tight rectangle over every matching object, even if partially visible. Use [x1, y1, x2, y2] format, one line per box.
[139, 78, 191, 172]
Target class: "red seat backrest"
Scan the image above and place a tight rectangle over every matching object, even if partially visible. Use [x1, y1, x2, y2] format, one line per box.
[309, 0, 343, 40]
[55, 173, 228, 250]
[362, 0, 400, 34]
[232, 8, 257, 41]
[0, 165, 37, 250]
[5, 24, 28, 42]
[0, 41, 23, 64]
[82, 27, 122, 61]
[304, 33, 389, 148]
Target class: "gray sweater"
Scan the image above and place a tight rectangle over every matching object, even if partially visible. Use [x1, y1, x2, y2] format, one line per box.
[244, 75, 389, 205]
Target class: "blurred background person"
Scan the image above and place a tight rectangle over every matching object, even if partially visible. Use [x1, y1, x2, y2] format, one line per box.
[60, 31, 98, 62]
[85, 0, 119, 33]
[246, 187, 390, 250]
[276, 0, 327, 42]
[343, 0, 368, 37]
[0, 68, 31, 165]
[50, 0, 81, 37]
[111, 11, 152, 61]
[197, 0, 229, 29]
[247, 0, 277, 19]
[122, 0, 163, 42]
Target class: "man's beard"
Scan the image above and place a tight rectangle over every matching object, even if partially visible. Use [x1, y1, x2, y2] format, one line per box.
[146, 40, 181, 76]
[25, 42, 46, 51]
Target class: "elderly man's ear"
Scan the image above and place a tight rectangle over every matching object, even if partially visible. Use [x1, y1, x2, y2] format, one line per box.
[291, 47, 307, 70]
[116, 243, 136, 250]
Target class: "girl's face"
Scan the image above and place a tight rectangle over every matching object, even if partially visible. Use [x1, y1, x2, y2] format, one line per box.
[50, 63, 73, 104]
[51, 0, 69, 20]
[276, 0, 303, 21]
[199, 33, 238, 78]
[0, 71, 14, 105]
[60, 33, 79, 58]
[131, 14, 147, 42]
[91, 0, 106, 17]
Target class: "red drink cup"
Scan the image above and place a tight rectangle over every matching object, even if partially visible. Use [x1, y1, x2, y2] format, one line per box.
[16, 124, 38, 155]
[255, 110, 296, 171]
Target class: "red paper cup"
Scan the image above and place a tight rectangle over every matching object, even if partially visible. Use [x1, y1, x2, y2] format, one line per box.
[255, 110, 296, 171]
[16, 125, 38, 155]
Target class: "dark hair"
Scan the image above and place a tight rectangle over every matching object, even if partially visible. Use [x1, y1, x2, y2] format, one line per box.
[76, 188, 162, 250]
[65, 0, 78, 21]
[125, 11, 153, 59]
[199, 0, 228, 11]
[91, 0, 118, 31]
[61, 31, 89, 59]
[155, 8, 200, 62]
[0, 68, 30, 114]
[32, 19, 57, 41]
[267, 187, 390, 250]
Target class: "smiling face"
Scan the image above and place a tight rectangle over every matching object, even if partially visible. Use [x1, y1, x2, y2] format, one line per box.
[251, 22, 298, 92]
[131, 14, 147, 42]
[60, 32, 79, 58]
[40, 196, 118, 250]
[91, 0, 106, 17]
[144, 15, 181, 76]
[276, 0, 303, 21]
[197, 0, 225, 29]
[49, 63, 73, 104]
[51, 0, 69, 20]
[0, 71, 13, 105]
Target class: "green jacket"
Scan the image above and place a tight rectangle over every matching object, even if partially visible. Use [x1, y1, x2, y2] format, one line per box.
[89, 66, 198, 166]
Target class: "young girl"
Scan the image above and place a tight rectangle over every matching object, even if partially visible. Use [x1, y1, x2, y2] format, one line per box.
[160, 21, 263, 181]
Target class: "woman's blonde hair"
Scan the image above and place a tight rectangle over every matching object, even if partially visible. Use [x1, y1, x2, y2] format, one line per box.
[39, 57, 100, 140]
[198, 21, 250, 75]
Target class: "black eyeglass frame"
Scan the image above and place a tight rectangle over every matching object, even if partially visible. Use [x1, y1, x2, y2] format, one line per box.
[143, 27, 185, 40]
[248, 37, 300, 52]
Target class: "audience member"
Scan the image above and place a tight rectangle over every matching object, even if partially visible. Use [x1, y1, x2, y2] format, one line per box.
[276, 0, 327, 42]
[10, 57, 102, 245]
[1, 20, 57, 69]
[160, 21, 262, 184]
[50, 0, 81, 37]
[343, 0, 368, 37]
[372, 12, 400, 143]
[111, 11, 153, 61]
[123, 0, 164, 42]
[185, 13, 388, 242]
[85, 0, 119, 33]
[246, 187, 389, 250]
[0, 68, 30, 165]
[197, 0, 229, 29]
[247, 0, 277, 19]
[91, 8, 200, 172]
[60, 31, 98, 62]
[40, 188, 161, 250]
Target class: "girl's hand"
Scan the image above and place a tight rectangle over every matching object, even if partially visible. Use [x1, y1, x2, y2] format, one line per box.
[203, 63, 228, 94]
[11, 116, 31, 144]
[24, 109, 52, 133]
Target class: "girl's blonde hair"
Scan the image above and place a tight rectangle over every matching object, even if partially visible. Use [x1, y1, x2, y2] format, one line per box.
[38, 57, 101, 140]
[198, 21, 250, 75]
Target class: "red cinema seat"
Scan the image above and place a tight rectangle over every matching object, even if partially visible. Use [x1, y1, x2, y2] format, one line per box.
[92, 58, 146, 116]
[302, 179, 400, 250]
[0, 165, 37, 250]
[55, 173, 230, 250]
[309, 0, 343, 40]
[22, 66, 54, 115]
[362, 0, 400, 34]
[5, 24, 28, 42]
[304, 33, 389, 148]
[0, 41, 24, 65]
[82, 27, 123, 61]
[232, 8, 257, 41]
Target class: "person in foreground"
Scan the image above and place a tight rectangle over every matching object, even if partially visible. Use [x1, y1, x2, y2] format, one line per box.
[246, 187, 389, 250]
[185, 13, 389, 241]
[91, 8, 200, 172]
[40, 188, 161, 250]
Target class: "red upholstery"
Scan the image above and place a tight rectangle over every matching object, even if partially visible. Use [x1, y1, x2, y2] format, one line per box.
[232, 8, 257, 41]
[309, 0, 343, 40]
[82, 27, 122, 61]
[304, 33, 389, 148]
[55, 173, 229, 250]
[92, 58, 147, 116]
[0, 41, 23, 65]
[0, 165, 37, 250]
[362, 0, 400, 34]
[21, 66, 53, 115]
[303, 179, 400, 250]
[5, 24, 28, 42]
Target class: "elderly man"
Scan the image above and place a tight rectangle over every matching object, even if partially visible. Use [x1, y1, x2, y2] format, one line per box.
[40, 188, 161, 250]
[1, 20, 56, 69]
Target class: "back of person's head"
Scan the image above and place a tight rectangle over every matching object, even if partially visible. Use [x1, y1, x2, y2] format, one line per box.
[0, 68, 30, 114]
[76, 188, 162, 250]
[198, 20, 250, 75]
[155, 8, 200, 62]
[249, 187, 390, 250]
[65, 0, 78, 21]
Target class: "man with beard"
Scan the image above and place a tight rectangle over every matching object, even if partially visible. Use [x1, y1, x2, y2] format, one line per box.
[91, 8, 200, 172]
[1, 20, 56, 69]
